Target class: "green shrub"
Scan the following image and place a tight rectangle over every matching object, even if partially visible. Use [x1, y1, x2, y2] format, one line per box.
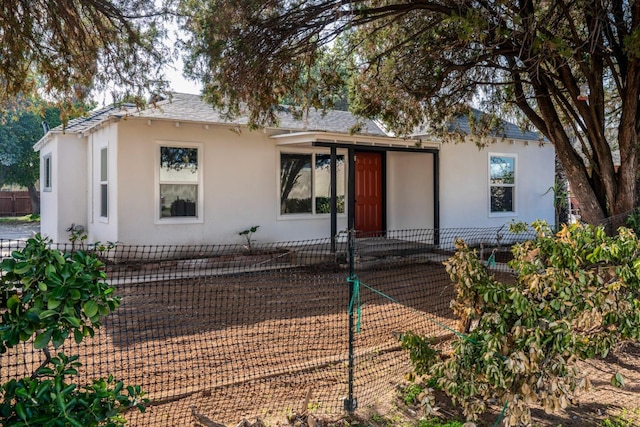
[0, 235, 146, 426]
[402, 383, 425, 406]
[625, 208, 640, 235]
[402, 222, 640, 426]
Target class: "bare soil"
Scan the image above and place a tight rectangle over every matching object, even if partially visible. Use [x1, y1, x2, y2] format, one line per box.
[4, 253, 640, 427]
[272, 339, 640, 427]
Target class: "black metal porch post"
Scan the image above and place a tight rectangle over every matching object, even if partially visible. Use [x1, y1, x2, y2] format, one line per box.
[330, 147, 337, 253]
[433, 150, 440, 245]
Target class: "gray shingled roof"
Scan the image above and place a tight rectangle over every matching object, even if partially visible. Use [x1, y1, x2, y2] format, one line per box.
[52, 93, 387, 136]
[449, 108, 541, 141]
[60, 103, 136, 133]
[414, 107, 543, 142]
[50, 95, 542, 143]
[450, 108, 541, 141]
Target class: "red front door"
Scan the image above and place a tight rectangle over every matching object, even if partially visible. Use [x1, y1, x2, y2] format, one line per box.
[355, 151, 383, 234]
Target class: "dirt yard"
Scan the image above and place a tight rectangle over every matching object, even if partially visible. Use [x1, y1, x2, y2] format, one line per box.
[3, 256, 460, 426]
[267, 331, 640, 427]
[4, 251, 640, 427]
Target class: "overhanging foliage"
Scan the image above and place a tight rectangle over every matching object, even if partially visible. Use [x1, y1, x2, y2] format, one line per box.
[179, 0, 640, 225]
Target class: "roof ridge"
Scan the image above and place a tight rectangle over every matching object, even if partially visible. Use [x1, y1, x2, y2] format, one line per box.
[54, 103, 136, 132]
[47, 92, 389, 137]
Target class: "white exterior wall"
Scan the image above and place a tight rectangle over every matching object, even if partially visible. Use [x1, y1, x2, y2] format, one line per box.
[439, 139, 555, 229]
[88, 125, 119, 244]
[113, 120, 348, 245]
[39, 118, 556, 245]
[39, 134, 88, 243]
[387, 151, 435, 230]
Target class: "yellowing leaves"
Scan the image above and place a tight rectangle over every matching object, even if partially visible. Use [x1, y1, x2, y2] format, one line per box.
[404, 223, 640, 426]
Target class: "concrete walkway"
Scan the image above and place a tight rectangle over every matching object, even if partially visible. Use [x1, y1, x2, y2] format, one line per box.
[0, 222, 40, 240]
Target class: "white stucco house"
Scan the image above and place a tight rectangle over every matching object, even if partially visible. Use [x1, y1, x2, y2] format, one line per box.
[34, 93, 555, 245]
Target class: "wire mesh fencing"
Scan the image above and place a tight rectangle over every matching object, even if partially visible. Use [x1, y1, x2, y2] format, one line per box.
[0, 226, 532, 426]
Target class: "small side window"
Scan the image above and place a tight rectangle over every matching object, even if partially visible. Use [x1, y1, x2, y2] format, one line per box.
[100, 148, 108, 218]
[43, 154, 52, 191]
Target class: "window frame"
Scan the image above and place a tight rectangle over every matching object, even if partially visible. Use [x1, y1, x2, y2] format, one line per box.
[488, 153, 517, 217]
[155, 141, 204, 224]
[42, 153, 52, 192]
[277, 148, 347, 218]
[99, 147, 108, 219]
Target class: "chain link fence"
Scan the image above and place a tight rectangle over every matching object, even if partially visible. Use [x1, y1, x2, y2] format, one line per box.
[1, 227, 533, 426]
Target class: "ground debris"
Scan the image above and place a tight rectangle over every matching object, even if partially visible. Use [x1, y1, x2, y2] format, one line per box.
[235, 418, 267, 427]
[190, 405, 227, 427]
[190, 406, 270, 427]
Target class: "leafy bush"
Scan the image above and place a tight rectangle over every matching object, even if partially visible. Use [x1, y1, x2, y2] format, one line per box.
[1, 353, 145, 427]
[401, 222, 640, 426]
[0, 235, 146, 426]
[401, 383, 424, 406]
[625, 207, 640, 235]
[0, 237, 119, 353]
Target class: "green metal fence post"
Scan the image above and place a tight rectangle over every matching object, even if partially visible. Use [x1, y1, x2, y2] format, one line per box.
[344, 229, 358, 413]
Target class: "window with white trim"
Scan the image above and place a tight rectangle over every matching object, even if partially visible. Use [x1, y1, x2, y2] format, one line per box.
[100, 148, 108, 218]
[280, 152, 345, 215]
[489, 154, 516, 214]
[159, 145, 199, 218]
[43, 154, 52, 191]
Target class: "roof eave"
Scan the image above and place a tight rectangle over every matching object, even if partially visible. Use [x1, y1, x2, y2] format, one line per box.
[412, 130, 548, 145]
[270, 131, 439, 149]
[33, 130, 62, 151]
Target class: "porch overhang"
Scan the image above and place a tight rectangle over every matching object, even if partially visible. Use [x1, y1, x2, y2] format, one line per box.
[271, 131, 440, 152]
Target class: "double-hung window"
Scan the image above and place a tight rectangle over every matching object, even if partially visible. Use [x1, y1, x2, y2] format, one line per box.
[280, 152, 345, 215]
[489, 154, 516, 214]
[159, 145, 200, 219]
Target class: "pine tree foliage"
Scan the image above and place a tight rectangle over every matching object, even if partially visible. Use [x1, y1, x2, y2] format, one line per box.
[179, 0, 640, 225]
[0, 1, 172, 110]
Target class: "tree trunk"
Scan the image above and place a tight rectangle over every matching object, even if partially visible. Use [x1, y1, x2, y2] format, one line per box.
[555, 158, 570, 228]
[542, 112, 608, 226]
[608, 54, 640, 231]
[27, 184, 40, 215]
